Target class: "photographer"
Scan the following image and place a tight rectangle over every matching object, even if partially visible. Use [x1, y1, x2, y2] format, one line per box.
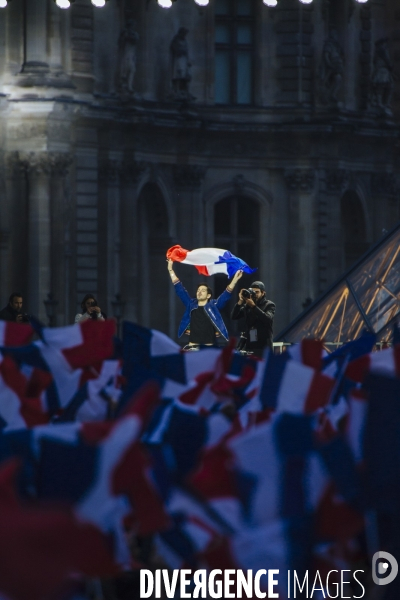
[231, 281, 275, 356]
[0, 292, 29, 323]
[75, 294, 106, 323]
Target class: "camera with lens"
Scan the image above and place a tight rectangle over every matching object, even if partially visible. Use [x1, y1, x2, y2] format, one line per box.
[17, 313, 31, 323]
[241, 288, 256, 300]
[88, 300, 98, 319]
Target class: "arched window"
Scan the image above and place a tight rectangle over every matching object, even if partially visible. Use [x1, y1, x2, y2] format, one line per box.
[341, 191, 368, 270]
[138, 183, 171, 332]
[214, 196, 260, 333]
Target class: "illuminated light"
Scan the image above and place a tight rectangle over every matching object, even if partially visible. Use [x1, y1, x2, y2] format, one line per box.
[194, 0, 209, 5]
[263, 0, 278, 5]
[354, 0, 369, 3]
[55, 0, 72, 7]
[0, 0, 8, 7]
[299, 0, 313, 4]
[157, 0, 173, 6]
[91, 0, 106, 5]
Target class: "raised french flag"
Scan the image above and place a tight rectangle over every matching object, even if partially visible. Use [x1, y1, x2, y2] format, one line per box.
[167, 245, 256, 277]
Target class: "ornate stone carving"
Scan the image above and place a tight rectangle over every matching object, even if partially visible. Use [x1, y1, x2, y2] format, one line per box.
[284, 169, 315, 192]
[24, 152, 52, 175]
[49, 153, 73, 177]
[233, 174, 246, 193]
[173, 165, 206, 189]
[318, 30, 344, 106]
[371, 172, 398, 197]
[117, 18, 139, 96]
[6, 151, 55, 176]
[6, 151, 27, 176]
[170, 28, 194, 101]
[370, 38, 394, 117]
[8, 123, 46, 141]
[324, 169, 350, 192]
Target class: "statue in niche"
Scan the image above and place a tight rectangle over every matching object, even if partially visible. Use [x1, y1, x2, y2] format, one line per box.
[370, 38, 395, 117]
[118, 18, 139, 96]
[318, 30, 344, 106]
[170, 27, 194, 100]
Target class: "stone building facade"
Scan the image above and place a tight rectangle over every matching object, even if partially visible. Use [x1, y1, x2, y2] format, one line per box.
[0, 0, 399, 338]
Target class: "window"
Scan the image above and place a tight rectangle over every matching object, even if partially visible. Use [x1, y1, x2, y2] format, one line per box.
[215, 0, 255, 105]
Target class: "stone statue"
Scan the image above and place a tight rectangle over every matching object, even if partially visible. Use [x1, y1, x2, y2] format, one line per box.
[318, 30, 344, 106]
[170, 27, 193, 100]
[118, 18, 139, 95]
[370, 38, 395, 117]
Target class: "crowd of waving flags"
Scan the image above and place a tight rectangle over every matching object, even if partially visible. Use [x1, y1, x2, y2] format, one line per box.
[0, 318, 399, 599]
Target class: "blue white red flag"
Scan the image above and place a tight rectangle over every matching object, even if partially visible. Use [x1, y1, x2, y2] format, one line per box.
[0, 459, 120, 600]
[32, 318, 116, 369]
[346, 344, 400, 383]
[241, 351, 335, 420]
[0, 356, 48, 431]
[0, 384, 167, 565]
[167, 245, 256, 277]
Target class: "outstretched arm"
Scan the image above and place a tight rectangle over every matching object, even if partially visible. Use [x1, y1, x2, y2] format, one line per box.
[167, 259, 191, 307]
[227, 270, 243, 293]
[167, 259, 179, 284]
[216, 270, 243, 310]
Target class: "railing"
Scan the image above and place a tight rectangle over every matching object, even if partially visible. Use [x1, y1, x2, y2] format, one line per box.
[273, 341, 391, 354]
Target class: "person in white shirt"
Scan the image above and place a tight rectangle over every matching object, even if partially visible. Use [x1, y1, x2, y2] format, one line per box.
[75, 294, 105, 323]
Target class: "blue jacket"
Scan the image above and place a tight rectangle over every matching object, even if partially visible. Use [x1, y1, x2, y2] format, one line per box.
[173, 280, 232, 341]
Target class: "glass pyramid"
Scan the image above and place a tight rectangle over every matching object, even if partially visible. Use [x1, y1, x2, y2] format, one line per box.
[275, 224, 400, 344]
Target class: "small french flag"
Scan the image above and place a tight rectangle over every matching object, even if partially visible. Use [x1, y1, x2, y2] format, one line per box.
[260, 352, 335, 414]
[166, 245, 256, 277]
[346, 345, 400, 383]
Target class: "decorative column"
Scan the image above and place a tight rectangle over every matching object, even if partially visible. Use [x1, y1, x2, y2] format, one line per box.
[99, 159, 123, 317]
[47, 1, 73, 87]
[359, 2, 372, 112]
[50, 153, 73, 325]
[23, 152, 52, 322]
[0, 230, 10, 309]
[49, 1, 63, 73]
[320, 169, 350, 292]
[120, 161, 147, 323]
[284, 169, 316, 320]
[22, 0, 49, 73]
[4, 153, 29, 297]
[0, 164, 10, 307]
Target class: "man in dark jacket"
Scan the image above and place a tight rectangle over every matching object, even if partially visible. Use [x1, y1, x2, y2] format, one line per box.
[231, 281, 275, 356]
[0, 292, 25, 323]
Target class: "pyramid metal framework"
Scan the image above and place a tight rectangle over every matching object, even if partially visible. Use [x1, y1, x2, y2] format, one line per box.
[275, 222, 400, 344]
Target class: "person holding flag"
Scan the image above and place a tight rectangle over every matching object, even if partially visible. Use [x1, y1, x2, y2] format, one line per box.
[166, 245, 249, 346]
